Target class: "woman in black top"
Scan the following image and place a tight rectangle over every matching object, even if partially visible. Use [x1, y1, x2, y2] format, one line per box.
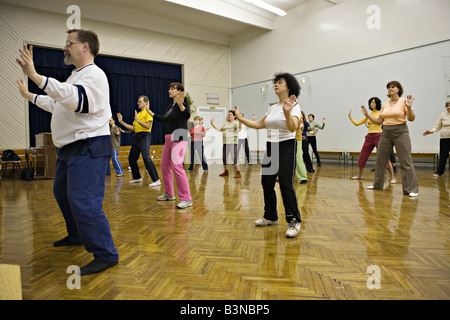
[145, 82, 193, 209]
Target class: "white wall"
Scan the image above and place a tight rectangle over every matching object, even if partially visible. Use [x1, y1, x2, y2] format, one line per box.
[0, 2, 230, 149]
[231, 40, 450, 153]
[230, 0, 450, 154]
[230, 0, 450, 87]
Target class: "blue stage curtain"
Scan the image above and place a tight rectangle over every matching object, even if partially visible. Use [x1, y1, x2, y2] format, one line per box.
[28, 46, 182, 146]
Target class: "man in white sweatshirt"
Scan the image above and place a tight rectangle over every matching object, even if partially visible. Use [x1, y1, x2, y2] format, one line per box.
[16, 29, 118, 276]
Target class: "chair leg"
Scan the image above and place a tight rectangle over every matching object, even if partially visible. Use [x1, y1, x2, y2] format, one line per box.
[1, 163, 7, 178]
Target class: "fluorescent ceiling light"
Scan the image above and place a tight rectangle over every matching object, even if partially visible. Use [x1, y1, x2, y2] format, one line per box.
[241, 0, 287, 16]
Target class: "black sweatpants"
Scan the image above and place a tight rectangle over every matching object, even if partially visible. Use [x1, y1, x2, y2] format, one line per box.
[261, 139, 301, 223]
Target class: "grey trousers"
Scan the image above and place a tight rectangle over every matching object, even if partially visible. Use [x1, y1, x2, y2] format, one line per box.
[373, 123, 419, 194]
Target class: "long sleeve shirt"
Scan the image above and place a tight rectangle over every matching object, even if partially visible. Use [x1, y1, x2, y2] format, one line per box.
[429, 111, 450, 139]
[153, 101, 190, 141]
[33, 63, 112, 149]
[307, 120, 325, 137]
[349, 110, 382, 133]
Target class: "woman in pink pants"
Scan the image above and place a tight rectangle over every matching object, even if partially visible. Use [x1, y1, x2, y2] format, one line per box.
[145, 82, 192, 209]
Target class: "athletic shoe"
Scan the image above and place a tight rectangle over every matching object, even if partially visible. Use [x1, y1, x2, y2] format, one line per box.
[255, 217, 278, 226]
[148, 179, 161, 187]
[408, 192, 419, 197]
[433, 173, 443, 177]
[285, 219, 301, 238]
[177, 200, 193, 209]
[157, 193, 176, 201]
[129, 178, 143, 183]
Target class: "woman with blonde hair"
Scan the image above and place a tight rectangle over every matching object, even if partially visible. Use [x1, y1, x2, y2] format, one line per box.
[187, 115, 208, 171]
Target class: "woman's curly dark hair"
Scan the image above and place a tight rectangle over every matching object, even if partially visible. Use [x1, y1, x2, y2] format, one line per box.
[368, 97, 382, 111]
[273, 72, 301, 97]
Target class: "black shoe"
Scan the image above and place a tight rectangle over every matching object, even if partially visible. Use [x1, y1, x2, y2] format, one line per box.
[80, 258, 118, 276]
[307, 169, 315, 173]
[299, 180, 307, 184]
[53, 236, 81, 247]
[317, 162, 321, 167]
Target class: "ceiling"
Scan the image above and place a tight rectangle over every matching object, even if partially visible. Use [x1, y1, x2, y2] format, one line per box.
[1, 0, 341, 45]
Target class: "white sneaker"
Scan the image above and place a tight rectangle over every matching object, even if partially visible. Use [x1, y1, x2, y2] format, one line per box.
[255, 217, 278, 226]
[367, 185, 375, 189]
[408, 192, 419, 197]
[157, 193, 175, 201]
[129, 178, 143, 183]
[148, 179, 161, 187]
[285, 219, 301, 238]
[177, 200, 193, 209]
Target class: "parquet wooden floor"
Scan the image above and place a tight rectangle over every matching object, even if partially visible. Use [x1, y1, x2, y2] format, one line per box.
[0, 162, 449, 300]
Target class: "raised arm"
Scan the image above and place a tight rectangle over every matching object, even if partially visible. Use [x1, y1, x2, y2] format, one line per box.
[423, 112, 443, 136]
[144, 104, 155, 117]
[348, 109, 368, 126]
[361, 105, 383, 124]
[134, 110, 152, 130]
[117, 112, 135, 131]
[405, 95, 415, 122]
[282, 95, 300, 132]
[316, 118, 326, 129]
[210, 117, 222, 131]
[234, 106, 266, 129]
[16, 45, 43, 87]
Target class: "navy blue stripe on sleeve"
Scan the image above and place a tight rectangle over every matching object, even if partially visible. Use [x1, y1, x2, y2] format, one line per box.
[42, 77, 49, 90]
[73, 84, 89, 113]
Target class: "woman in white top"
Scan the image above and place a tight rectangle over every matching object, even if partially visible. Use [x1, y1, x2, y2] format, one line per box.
[423, 101, 450, 176]
[235, 72, 302, 238]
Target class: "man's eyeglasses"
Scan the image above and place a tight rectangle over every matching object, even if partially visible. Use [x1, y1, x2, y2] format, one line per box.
[65, 40, 83, 47]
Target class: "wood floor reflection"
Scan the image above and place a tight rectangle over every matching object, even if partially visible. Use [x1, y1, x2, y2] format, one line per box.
[0, 163, 449, 300]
